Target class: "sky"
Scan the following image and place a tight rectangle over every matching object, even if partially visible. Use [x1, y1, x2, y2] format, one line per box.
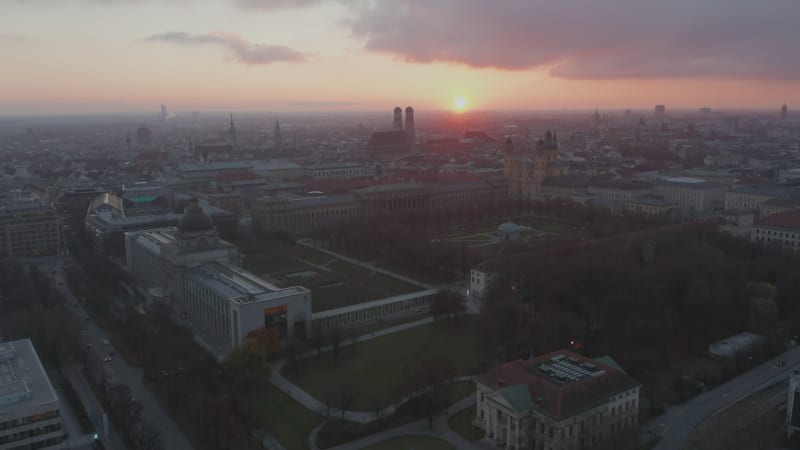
[1, 0, 799, 114]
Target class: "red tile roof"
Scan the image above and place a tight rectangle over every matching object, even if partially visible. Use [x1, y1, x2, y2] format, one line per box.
[759, 210, 800, 230]
[480, 350, 638, 420]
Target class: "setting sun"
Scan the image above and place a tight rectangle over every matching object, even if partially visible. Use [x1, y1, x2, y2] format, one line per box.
[453, 95, 469, 112]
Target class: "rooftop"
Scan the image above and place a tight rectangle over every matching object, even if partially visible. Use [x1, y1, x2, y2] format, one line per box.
[178, 161, 253, 172]
[367, 130, 409, 147]
[709, 332, 765, 358]
[656, 178, 725, 189]
[479, 350, 638, 420]
[758, 210, 800, 230]
[355, 182, 431, 194]
[0, 339, 58, 415]
[187, 261, 309, 304]
[729, 185, 797, 198]
[589, 178, 654, 191]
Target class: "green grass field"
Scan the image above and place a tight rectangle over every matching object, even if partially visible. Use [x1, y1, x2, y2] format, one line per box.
[448, 405, 484, 442]
[236, 383, 322, 450]
[359, 436, 455, 450]
[242, 240, 420, 312]
[286, 319, 489, 410]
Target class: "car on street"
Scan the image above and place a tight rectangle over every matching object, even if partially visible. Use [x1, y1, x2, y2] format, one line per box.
[103, 356, 112, 363]
[776, 360, 786, 367]
[103, 339, 110, 346]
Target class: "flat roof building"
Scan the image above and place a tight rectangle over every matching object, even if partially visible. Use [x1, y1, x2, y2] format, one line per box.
[0, 339, 64, 450]
[0, 194, 63, 258]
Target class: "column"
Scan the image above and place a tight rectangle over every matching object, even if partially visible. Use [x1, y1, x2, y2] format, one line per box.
[476, 391, 482, 421]
[506, 414, 511, 449]
[491, 407, 496, 439]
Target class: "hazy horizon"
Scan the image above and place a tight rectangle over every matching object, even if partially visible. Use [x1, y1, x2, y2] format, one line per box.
[2, 0, 799, 114]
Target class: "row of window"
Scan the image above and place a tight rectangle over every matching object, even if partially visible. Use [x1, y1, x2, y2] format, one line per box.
[0, 411, 59, 432]
[0, 422, 61, 445]
[8, 435, 63, 450]
[756, 228, 799, 239]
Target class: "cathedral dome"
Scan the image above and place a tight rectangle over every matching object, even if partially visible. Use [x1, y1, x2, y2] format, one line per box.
[177, 199, 215, 233]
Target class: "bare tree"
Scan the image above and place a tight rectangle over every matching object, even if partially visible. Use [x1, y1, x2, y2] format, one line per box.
[338, 383, 354, 420]
[313, 321, 325, 358]
[132, 419, 164, 450]
[329, 325, 343, 367]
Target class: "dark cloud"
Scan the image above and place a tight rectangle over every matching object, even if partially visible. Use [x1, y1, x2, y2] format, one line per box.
[348, 0, 800, 79]
[146, 31, 308, 65]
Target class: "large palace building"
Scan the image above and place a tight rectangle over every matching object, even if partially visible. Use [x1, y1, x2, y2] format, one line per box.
[504, 131, 570, 200]
[476, 350, 640, 450]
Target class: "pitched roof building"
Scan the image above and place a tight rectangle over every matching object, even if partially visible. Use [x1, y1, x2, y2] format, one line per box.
[476, 350, 640, 450]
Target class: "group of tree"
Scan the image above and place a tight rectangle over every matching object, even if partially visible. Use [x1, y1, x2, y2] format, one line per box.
[396, 357, 456, 427]
[64, 241, 260, 450]
[107, 384, 164, 450]
[0, 262, 83, 370]
[477, 222, 799, 380]
[430, 291, 465, 325]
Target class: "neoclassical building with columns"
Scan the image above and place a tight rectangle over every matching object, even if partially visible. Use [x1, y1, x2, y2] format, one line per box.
[475, 350, 640, 450]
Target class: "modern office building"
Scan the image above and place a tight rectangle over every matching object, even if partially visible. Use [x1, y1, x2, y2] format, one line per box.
[476, 350, 639, 450]
[184, 261, 311, 352]
[0, 339, 64, 450]
[0, 194, 62, 257]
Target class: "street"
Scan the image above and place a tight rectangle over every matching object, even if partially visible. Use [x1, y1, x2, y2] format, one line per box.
[646, 346, 800, 450]
[43, 256, 196, 450]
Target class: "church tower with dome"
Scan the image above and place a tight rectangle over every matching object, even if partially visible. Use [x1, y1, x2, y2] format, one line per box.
[503, 131, 569, 199]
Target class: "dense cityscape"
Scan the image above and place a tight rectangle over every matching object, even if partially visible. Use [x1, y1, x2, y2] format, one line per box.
[2, 1, 800, 450]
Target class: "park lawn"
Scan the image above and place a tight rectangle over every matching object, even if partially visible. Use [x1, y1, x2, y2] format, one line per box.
[359, 435, 455, 450]
[286, 318, 489, 410]
[236, 382, 322, 450]
[448, 405, 484, 442]
[448, 380, 476, 403]
[315, 379, 475, 449]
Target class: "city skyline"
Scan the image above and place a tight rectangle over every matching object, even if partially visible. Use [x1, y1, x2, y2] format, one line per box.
[2, 0, 800, 114]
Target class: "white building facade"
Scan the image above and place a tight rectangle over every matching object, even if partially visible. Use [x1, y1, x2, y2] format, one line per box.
[475, 351, 640, 450]
[0, 340, 64, 450]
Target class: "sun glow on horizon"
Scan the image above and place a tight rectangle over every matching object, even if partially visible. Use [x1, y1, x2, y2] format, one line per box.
[453, 95, 469, 113]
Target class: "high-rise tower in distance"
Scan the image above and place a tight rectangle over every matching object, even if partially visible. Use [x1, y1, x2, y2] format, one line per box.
[654, 104, 666, 121]
[404, 106, 415, 150]
[161, 104, 168, 124]
[393, 106, 403, 129]
[782, 103, 789, 119]
[227, 114, 237, 148]
[274, 120, 282, 153]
